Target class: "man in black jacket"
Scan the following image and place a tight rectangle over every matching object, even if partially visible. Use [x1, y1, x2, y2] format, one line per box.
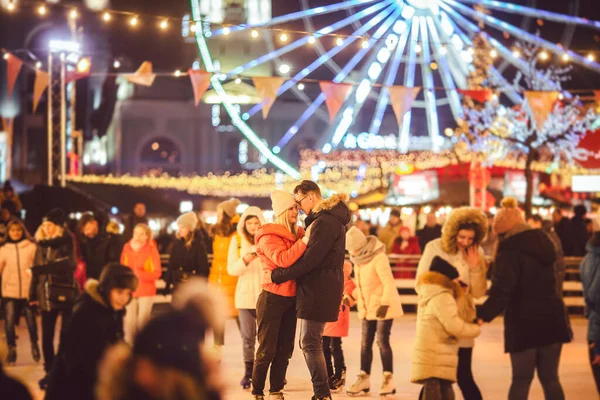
[78, 216, 121, 280]
[266, 181, 350, 400]
[417, 212, 442, 251]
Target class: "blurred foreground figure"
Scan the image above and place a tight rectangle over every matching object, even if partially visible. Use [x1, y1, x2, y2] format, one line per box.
[96, 278, 226, 400]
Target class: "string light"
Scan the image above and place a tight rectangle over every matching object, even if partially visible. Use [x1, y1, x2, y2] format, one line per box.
[562, 53, 570, 62]
[6, 1, 15, 12]
[190, 23, 198, 33]
[308, 35, 316, 44]
[37, 5, 47, 16]
[235, 77, 242, 84]
[415, 43, 422, 54]
[444, 128, 454, 137]
[539, 51, 549, 61]
[279, 64, 291, 74]
[174, 69, 182, 77]
[298, 83, 305, 91]
[490, 49, 498, 58]
[76, 57, 91, 73]
[129, 16, 139, 27]
[361, 40, 369, 49]
[251, 29, 259, 38]
[35, 61, 42, 69]
[69, 8, 78, 20]
[587, 53, 595, 62]
[336, 37, 344, 46]
[102, 11, 111, 22]
[512, 49, 521, 58]
[440, 45, 447, 55]
[430, 62, 438, 70]
[3, 53, 9, 60]
[160, 20, 168, 30]
[223, 27, 230, 35]
[113, 60, 121, 69]
[280, 33, 288, 42]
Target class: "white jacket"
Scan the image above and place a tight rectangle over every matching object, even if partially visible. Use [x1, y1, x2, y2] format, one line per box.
[227, 207, 265, 310]
[0, 240, 37, 299]
[416, 238, 487, 348]
[352, 241, 404, 320]
[412, 271, 480, 384]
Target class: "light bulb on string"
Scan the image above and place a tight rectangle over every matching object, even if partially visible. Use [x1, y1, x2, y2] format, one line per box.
[235, 77, 242, 84]
[336, 37, 344, 46]
[298, 83, 305, 91]
[430, 62, 438, 70]
[440, 45, 447, 55]
[113, 60, 121, 69]
[3, 53, 9, 60]
[102, 12, 111, 22]
[308, 35, 316, 44]
[37, 5, 47, 16]
[223, 27, 231, 35]
[160, 20, 168, 30]
[279, 64, 291, 74]
[174, 69, 182, 77]
[190, 23, 198, 33]
[512, 49, 521, 58]
[587, 53, 595, 62]
[69, 9, 78, 20]
[562, 53, 570, 62]
[6, 1, 16, 12]
[280, 32, 288, 42]
[490, 49, 498, 58]
[415, 43, 422, 54]
[251, 29, 259, 38]
[35, 61, 42, 69]
[361, 40, 369, 49]
[129, 16, 139, 27]
[539, 51, 549, 61]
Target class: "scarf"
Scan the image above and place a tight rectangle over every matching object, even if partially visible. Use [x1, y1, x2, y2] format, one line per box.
[350, 236, 385, 265]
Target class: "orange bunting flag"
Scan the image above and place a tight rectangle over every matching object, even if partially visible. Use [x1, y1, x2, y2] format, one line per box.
[32, 69, 50, 113]
[457, 89, 493, 103]
[188, 69, 211, 107]
[127, 61, 156, 87]
[5, 53, 23, 99]
[524, 91, 559, 130]
[252, 76, 285, 119]
[319, 81, 352, 122]
[388, 86, 421, 126]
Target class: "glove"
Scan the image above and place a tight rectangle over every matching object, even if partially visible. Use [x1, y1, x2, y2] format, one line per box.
[376, 305, 389, 319]
[301, 223, 314, 245]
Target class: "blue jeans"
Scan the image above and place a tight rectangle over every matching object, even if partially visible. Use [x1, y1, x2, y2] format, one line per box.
[3, 298, 38, 347]
[238, 308, 257, 363]
[300, 319, 330, 397]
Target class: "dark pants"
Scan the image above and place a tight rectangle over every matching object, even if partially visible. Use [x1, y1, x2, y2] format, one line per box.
[360, 319, 394, 374]
[323, 336, 345, 379]
[418, 378, 455, 400]
[300, 319, 330, 397]
[252, 291, 296, 396]
[41, 308, 72, 373]
[509, 343, 565, 400]
[3, 298, 38, 347]
[457, 347, 482, 400]
[588, 342, 600, 395]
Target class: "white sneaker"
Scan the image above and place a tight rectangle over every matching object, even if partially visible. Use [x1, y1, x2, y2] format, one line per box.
[347, 371, 370, 396]
[269, 392, 285, 400]
[380, 372, 396, 396]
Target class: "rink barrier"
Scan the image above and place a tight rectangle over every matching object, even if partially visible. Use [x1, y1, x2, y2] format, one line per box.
[158, 255, 586, 314]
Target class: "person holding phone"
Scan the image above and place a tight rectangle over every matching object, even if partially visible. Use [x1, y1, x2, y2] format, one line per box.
[226, 206, 266, 390]
[416, 207, 488, 400]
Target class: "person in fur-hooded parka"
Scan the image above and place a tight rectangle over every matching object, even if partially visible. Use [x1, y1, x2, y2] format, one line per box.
[416, 207, 488, 400]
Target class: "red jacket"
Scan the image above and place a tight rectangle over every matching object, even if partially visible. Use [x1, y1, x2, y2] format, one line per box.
[255, 224, 306, 297]
[391, 236, 421, 279]
[323, 261, 356, 337]
[121, 240, 161, 298]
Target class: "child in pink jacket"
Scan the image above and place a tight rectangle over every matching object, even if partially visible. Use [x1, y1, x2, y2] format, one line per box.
[322, 260, 356, 392]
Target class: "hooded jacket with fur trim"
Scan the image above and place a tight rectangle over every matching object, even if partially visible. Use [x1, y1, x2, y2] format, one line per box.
[271, 194, 351, 323]
[416, 207, 488, 348]
[412, 271, 480, 384]
[45, 280, 126, 400]
[227, 207, 267, 309]
[0, 239, 37, 299]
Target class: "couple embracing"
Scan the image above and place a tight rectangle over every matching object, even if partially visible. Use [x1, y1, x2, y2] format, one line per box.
[251, 180, 351, 400]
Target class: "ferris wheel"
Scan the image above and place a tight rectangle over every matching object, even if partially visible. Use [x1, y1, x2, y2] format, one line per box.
[189, 0, 597, 179]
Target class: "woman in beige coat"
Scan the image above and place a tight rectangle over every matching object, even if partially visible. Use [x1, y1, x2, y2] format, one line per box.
[345, 227, 403, 397]
[413, 256, 481, 399]
[416, 207, 488, 400]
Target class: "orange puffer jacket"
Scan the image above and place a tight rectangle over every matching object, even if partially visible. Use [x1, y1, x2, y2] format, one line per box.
[121, 240, 161, 298]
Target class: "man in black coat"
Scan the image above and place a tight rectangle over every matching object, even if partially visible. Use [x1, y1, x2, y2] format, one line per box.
[78, 216, 121, 280]
[569, 204, 591, 257]
[267, 181, 350, 400]
[417, 212, 442, 251]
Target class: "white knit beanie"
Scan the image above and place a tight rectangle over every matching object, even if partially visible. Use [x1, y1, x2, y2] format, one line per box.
[177, 212, 198, 231]
[217, 198, 241, 218]
[271, 190, 297, 218]
[346, 226, 367, 254]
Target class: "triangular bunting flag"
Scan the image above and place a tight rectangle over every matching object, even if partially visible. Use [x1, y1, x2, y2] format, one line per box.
[188, 69, 211, 107]
[388, 86, 421, 126]
[5, 53, 23, 99]
[127, 61, 156, 87]
[458, 89, 493, 103]
[32, 69, 50, 113]
[319, 81, 352, 122]
[252, 76, 285, 119]
[524, 91, 559, 130]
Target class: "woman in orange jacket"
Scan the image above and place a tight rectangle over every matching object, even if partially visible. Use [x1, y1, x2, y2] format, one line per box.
[251, 190, 309, 400]
[120, 223, 161, 343]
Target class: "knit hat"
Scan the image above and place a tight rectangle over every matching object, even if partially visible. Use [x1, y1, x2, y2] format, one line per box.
[44, 208, 66, 226]
[217, 198, 241, 218]
[430, 256, 459, 280]
[271, 190, 297, 218]
[346, 226, 368, 254]
[390, 208, 401, 218]
[493, 197, 526, 235]
[98, 263, 139, 305]
[177, 212, 198, 231]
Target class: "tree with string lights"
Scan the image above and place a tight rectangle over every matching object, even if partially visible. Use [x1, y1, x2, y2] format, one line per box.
[455, 36, 597, 217]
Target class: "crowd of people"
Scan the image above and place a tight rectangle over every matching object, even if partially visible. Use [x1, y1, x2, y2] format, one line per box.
[0, 179, 597, 400]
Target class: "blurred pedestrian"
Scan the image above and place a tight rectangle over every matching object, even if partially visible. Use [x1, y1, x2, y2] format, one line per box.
[226, 206, 265, 390]
[30, 208, 78, 389]
[78, 214, 121, 280]
[378, 209, 403, 253]
[417, 212, 442, 251]
[553, 209, 571, 257]
[390, 227, 421, 279]
[123, 203, 149, 243]
[121, 223, 161, 343]
[570, 204, 590, 257]
[45, 264, 138, 400]
[0, 219, 39, 365]
[1, 181, 22, 213]
[527, 215, 566, 297]
[478, 197, 571, 400]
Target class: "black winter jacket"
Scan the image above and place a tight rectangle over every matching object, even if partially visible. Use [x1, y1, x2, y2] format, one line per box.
[272, 194, 351, 323]
[45, 280, 125, 400]
[167, 232, 210, 286]
[78, 234, 121, 280]
[477, 226, 572, 353]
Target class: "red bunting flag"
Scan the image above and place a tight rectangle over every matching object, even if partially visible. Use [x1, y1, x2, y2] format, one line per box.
[32, 69, 50, 113]
[524, 91, 559, 130]
[252, 76, 285, 119]
[457, 89, 493, 103]
[188, 69, 211, 107]
[319, 81, 352, 122]
[5, 53, 23, 99]
[388, 86, 421, 126]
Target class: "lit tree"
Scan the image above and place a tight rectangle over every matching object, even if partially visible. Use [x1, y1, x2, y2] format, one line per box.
[456, 36, 596, 217]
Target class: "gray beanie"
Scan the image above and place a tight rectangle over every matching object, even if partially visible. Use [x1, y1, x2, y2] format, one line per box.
[346, 226, 367, 254]
[177, 212, 198, 231]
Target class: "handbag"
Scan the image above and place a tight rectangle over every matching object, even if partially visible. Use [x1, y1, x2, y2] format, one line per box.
[38, 257, 79, 310]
